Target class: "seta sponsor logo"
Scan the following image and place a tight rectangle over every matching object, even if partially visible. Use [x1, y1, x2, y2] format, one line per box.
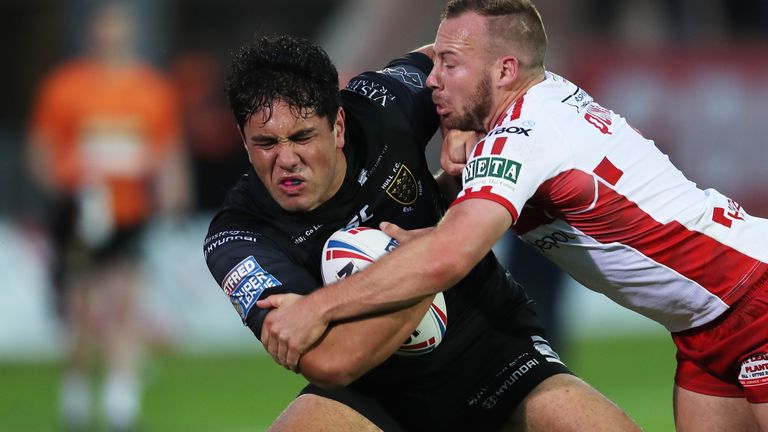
[489, 125, 532, 137]
[222, 256, 259, 295]
[464, 156, 522, 184]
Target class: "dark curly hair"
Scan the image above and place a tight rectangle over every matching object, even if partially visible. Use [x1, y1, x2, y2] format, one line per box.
[226, 35, 340, 131]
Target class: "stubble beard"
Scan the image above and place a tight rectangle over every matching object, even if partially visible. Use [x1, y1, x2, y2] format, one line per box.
[443, 74, 492, 133]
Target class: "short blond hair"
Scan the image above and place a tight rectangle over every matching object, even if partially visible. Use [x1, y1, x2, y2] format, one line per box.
[442, 0, 547, 70]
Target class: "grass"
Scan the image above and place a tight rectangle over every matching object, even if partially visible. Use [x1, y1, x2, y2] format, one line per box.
[567, 333, 676, 431]
[0, 333, 676, 431]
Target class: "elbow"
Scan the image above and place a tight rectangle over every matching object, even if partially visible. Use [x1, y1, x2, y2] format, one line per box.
[300, 355, 364, 389]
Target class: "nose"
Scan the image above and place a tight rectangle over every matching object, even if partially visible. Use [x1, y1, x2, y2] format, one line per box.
[426, 67, 440, 90]
[275, 143, 301, 172]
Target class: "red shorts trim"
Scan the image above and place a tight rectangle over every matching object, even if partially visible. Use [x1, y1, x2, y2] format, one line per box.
[673, 270, 768, 403]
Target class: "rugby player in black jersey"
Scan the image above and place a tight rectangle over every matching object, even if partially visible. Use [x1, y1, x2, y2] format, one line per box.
[203, 35, 638, 431]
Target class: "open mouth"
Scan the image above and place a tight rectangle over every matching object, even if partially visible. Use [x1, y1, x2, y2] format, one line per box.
[282, 178, 302, 187]
[279, 177, 305, 195]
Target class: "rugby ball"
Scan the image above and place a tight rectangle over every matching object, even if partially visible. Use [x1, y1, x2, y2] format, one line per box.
[321, 227, 447, 356]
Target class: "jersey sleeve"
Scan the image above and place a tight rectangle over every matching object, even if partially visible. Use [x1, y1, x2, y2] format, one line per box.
[342, 52, 439, 147]
[451, 115, 569, 224]
[203, 216, 319, 340]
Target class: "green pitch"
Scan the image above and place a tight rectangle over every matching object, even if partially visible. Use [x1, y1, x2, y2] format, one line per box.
[0, 333, 675, 431]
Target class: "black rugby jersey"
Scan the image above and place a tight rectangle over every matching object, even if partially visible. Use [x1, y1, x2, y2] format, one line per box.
[204, 52, 535, 418]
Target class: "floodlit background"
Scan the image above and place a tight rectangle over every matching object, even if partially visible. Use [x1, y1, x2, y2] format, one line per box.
[1, 0, 767, 430]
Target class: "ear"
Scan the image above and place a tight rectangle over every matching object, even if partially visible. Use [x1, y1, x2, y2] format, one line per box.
[496, 55, 520, 88]
[334, 107, 346, 149]
[238, 126, 253, 162]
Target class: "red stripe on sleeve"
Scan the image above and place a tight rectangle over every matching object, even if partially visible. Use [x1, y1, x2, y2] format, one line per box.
[491, 137, 507, 155]
[472, 139, 486, 158]
[451, 186, 520, 223]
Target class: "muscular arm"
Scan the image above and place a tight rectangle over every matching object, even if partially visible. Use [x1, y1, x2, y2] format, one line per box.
[314, 199, 512, 320]
[299, 295, 434, 388]
[258, 199, 513, 369]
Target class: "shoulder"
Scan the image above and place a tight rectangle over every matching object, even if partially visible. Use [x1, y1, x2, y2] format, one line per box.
[490, 73, 583, 143]
[36, 60, 92, 96]
[342, 52, 433, 104]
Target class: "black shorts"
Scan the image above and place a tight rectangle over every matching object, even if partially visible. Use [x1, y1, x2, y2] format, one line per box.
[300, 300, 572, 431]
[48, 195, 145, 314]
[300, 385, 405, 431]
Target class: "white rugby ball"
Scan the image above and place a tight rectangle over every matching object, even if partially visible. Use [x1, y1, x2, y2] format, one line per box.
[321, 227, 447, 356]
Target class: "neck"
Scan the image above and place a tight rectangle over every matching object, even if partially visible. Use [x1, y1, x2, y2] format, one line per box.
[486, 70, 546, 131]
[92, 46, 136, 69]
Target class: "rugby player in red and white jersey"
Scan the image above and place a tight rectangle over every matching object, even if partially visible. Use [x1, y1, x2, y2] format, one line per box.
[257, 1, 768, 430]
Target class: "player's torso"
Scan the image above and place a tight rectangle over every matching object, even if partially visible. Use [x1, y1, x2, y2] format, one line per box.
[44, 61, 176, 225]
[247, 90, 531, 383]
[474, 72, 768, 332]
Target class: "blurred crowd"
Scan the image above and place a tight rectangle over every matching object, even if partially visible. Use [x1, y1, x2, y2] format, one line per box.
[2, 0, 767, 430]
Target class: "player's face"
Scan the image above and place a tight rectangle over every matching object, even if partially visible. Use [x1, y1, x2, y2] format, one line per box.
[427, 12, 493, 131]
[241, 102, 347, 212]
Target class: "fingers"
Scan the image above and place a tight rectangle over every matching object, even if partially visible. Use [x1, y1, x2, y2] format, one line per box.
[286, 346, 301, 372]
[256, 294, 283, 309]
[380, 222, 434, 244]
[440, 145, 465, 176]
[440, 158, 465, 177]
[441, 129, 479, 176]
[379, 221, 404, 240]
[440, 141, 466, 177]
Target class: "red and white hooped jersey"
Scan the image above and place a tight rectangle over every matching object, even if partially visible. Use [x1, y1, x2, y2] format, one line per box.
[453, 72, 768, 332]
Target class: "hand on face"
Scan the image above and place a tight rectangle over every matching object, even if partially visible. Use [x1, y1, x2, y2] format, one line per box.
[440, 129, 483, 176]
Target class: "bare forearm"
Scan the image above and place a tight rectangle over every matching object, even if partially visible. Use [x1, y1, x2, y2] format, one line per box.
[299, 296, 434, 388]
[309, 201, 512, 323]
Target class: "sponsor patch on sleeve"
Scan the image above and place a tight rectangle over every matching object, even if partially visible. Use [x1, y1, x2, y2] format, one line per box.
[345, 79, 396, 107]
[221, 256, 282, 320]
[463, 156, 522, 186]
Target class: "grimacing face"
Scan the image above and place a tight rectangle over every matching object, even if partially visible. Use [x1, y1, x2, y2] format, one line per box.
[427, 12, 493, 132]
[241, 102, 347, 212]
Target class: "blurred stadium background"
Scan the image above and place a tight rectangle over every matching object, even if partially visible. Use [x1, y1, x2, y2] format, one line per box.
[2, 0, 767, 430]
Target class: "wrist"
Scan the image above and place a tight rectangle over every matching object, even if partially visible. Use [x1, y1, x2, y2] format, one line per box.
[308, 287, 335, 323]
